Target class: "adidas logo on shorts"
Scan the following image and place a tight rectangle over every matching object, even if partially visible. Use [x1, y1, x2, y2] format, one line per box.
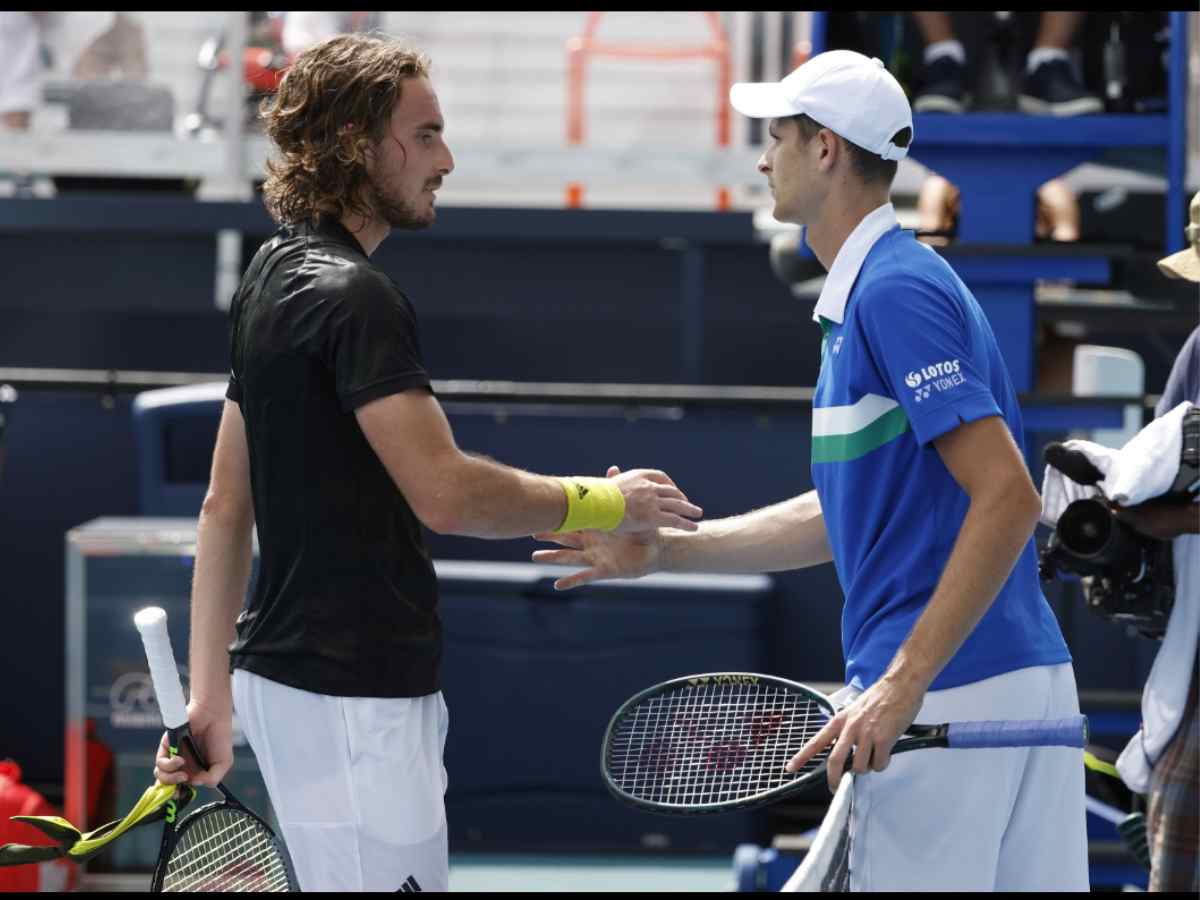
[398, 874, 422, 892]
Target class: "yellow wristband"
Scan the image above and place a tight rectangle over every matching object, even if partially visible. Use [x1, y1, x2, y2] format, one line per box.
[554, 477, 626, 532]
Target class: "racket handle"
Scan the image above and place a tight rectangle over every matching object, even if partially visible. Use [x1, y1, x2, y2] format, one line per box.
[134, 606, 190, 730]
[947, 715, 1089, 749]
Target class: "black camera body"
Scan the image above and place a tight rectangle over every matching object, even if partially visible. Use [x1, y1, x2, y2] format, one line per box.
[1039, 496, 1174, 639]
[1038, 407, 1199, 640]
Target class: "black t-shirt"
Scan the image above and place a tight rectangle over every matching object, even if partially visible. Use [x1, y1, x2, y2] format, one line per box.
[225, 216, 440, 698]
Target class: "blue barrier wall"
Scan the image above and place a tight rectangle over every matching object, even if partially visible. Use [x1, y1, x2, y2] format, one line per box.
[0, 199, 819, 386]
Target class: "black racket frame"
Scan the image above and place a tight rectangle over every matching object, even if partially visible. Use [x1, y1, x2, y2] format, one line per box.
[150, 727, 300, 893]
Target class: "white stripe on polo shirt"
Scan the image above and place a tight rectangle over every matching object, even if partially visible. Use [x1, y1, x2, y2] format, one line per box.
[812, 392, 910, 463]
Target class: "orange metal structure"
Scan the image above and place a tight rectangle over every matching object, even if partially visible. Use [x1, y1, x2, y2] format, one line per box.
[565, 12, 733, 210]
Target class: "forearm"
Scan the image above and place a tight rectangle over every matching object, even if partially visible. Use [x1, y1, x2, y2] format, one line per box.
[1159, 502, 1200, 536]
[430, 451, 568, 539]
[660, 490, 831, 574]
[1113, 498, 1200, 540]
[1174, 502, 1200, 535]
[189, 502, 254, 712]
[884, 485, 1040, 691]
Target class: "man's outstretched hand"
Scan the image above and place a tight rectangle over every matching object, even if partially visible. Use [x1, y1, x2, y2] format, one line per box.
[534, 466, 670, 589]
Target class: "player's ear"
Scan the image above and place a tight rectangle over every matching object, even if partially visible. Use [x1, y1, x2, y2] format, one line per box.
[815, 129, 838, 173]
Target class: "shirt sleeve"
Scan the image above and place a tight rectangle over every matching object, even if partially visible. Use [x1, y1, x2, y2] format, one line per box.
[1156, 326, 1200, 418]
[226, 284, 244, 404]
[855, 273, 1000, 446]
[323, 273, 432, 412]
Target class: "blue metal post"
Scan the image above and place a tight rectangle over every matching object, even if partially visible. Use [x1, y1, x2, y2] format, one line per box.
[938, 254, 1111, 392]
[1166, 11, 1188, 254]
[810, 12, 827, 56]
[791, 242, 1110, 392]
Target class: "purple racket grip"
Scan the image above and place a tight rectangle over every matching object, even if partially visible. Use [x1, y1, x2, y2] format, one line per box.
[947, 716, 1088, 749]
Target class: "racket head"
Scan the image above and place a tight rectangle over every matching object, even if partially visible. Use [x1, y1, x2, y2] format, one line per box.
[601, 672, 839, 814]
[150, 799, 299, 893]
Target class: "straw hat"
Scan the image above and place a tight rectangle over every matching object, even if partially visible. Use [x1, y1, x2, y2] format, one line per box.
[1158, 191, 1200, 282]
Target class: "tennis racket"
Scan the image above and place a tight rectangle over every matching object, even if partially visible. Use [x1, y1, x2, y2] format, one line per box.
[601, 672, 1089, 814]
[134, 607, 299, 892]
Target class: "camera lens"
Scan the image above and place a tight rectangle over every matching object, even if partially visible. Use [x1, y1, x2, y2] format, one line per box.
[1055, 497, 1145, 580]
[1058, 499, 1112, 557]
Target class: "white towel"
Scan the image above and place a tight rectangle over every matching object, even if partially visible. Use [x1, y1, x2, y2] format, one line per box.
[1116, 533, 1198, 793]
[1040, 401, 1194, 526]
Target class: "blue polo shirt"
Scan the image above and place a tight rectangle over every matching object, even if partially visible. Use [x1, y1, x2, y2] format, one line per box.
[810, 207, 1070, 692]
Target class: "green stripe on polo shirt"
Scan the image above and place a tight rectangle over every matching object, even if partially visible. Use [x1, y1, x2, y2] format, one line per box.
[812, 393, 910, 463]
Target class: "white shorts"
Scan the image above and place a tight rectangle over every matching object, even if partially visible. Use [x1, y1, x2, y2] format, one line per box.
[0, 13, 41, 115]
[232, 669, 450, 892]
[845, 663, 1089, 891]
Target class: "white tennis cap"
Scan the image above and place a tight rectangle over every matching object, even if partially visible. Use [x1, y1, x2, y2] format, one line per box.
[730, 50, 913, 161]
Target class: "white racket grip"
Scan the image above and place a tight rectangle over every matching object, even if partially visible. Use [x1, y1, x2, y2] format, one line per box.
[133, 607, 189, 730]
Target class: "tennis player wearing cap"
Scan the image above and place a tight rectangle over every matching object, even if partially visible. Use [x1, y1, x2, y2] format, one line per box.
[535, 50, 1087, 890]
[151, 34, 702, 893]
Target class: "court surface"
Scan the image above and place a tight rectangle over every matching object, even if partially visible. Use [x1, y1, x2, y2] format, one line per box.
[80, 854, 736, 892]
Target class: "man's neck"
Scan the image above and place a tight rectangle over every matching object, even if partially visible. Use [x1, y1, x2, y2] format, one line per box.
[338, 209, 389, 257]
[805, 189, 891, 272]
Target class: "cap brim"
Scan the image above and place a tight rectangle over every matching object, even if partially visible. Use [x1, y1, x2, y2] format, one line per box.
[1157, 247, 1200, 282]
[729, 82, 800, 119]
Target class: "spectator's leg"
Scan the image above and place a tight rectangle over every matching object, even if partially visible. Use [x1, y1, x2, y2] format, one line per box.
[1035, 178, 1081, 242]
[0, 11, 40, 133]
[911, 13, 968, 114]
[916, 175, 961, 246]
[1, 110, 30, 130]
[1, 109, 34, 195]
[1018, 12, 1102, 115]
[912, 12, 955, 44]
[72, 13, 148, 81]
[1034, 12, 1087, 49]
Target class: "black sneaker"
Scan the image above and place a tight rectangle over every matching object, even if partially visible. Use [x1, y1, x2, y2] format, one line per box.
[1018, 59, 1103, 115]
[914, 56, 969, 114]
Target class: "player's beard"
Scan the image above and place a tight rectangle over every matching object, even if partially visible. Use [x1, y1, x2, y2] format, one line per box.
[369, 172, 435, 231]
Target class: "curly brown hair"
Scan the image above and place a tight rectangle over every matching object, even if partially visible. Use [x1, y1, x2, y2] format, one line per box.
[260, 34, 431, 226]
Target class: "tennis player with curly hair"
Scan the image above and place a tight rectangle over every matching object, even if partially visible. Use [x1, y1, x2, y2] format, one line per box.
[151, 33, 701, 892]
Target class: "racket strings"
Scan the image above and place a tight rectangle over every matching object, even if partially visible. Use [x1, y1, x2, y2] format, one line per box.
[167, 829, 288, 892]
[164, 808, 291, 892]
[607, 683, 834, 806]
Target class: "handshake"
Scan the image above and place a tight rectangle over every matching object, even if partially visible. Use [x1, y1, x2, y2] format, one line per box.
[536, 465, 686, 592]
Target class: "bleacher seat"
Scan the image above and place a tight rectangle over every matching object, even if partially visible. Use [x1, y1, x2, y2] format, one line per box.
[1072, 344, 1145, 449]
[131, 382, 226, 515]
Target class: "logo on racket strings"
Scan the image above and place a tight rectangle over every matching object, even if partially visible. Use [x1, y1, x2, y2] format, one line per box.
[687, 674, 759, 687]
[705, 742, 747, 772]
[750, 712, 786, 745]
